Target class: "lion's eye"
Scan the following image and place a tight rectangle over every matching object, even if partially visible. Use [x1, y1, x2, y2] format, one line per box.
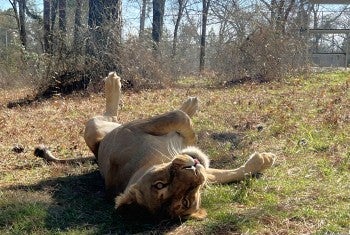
[182, 198, 190, 208]
[153, 182, 167, 190]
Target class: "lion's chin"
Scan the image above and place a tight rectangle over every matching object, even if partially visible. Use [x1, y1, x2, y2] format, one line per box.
[172, 155, 207, 185]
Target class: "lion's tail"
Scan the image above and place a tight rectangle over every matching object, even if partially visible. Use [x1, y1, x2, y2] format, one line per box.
[34, 145, 96, 164]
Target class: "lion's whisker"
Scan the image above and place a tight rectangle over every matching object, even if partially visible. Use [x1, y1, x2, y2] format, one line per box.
[167, 138, 181, 159]
[150, 145, 172, 161]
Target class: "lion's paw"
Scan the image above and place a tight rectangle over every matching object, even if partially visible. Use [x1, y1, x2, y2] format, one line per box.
[104, 72, 121, 116]
[243, 152, 276, 175]
[180, 97, 199, 117]
[105, 72, 121, 95]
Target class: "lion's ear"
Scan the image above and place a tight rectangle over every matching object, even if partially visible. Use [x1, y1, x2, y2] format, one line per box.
[189, 208, 207, 220]
[115, 185, 142, 209]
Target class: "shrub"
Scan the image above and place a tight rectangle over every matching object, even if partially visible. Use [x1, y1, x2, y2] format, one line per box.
[210, 27, 309, 83]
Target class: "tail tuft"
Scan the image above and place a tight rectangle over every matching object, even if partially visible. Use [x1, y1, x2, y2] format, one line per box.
[34, 145, 47, 159]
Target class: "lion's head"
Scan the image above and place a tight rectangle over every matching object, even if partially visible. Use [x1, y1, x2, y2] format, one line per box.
[115, 151, 208, 219]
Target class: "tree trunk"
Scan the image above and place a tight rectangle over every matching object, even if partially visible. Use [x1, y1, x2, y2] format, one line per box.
[50, 0, 58, 30]
[297, 0, 309, 31]
[87, 0, 122, 53]
[139, 0, 147, 38]
[43, 0, 51, 53]
[9, 0, 20, 33]
[87, 0, 122, 75]
[281, 0, 296, 33]
[199, 0, 210, 72]
[73, 0, 83, 56]
[172, 0, 187, 57]
[18, 0, 27, 49]
[49, 0, 58, 53]
[311, 4, 320, 52]
[58, 0, 66, 54]
[9, 0, 26, 49]
[87, 0, 102, 58]
[152, 0, 165, 50]
[58, 0, 66, 33]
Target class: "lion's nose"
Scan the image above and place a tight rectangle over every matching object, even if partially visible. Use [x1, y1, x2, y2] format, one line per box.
[193, 158, 200, 166]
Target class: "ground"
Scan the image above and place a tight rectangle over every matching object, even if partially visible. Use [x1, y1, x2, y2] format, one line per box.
[0, 72, 349, 234]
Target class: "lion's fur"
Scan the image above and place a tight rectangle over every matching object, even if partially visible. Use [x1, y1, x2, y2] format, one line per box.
[35, 72, 276, 220]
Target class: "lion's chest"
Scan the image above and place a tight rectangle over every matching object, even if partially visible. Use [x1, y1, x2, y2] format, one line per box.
[98, 129, 185, 192]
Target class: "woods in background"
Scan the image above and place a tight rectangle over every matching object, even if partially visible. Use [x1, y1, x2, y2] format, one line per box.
[0, 0, 349, 91]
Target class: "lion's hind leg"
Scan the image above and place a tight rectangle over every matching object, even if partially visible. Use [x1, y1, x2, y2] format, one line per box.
[84, 118, 120, 156]
[179, 97, 199, 117]
[131, 110, 197, 146]
[206, 152, 276, 184]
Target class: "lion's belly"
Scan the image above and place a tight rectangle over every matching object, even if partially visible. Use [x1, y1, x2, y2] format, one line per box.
[97, 129, 185, 191]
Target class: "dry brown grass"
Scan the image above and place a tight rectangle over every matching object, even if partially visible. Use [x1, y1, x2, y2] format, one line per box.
[0, 71, 349, 234]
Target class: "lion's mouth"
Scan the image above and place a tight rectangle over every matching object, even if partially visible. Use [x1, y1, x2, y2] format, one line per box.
[183, 158, 202, 173]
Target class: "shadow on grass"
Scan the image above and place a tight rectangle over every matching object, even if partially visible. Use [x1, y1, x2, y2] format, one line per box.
[210, 132, 240, 149]
[2, 171, 181, 234]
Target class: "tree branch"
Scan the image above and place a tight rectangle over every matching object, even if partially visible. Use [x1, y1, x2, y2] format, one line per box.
[260, 0, 273, 12]
[25, 4, 42, 22]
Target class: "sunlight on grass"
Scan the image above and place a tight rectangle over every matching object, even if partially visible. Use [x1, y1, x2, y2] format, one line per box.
[0, 71, 349, 234]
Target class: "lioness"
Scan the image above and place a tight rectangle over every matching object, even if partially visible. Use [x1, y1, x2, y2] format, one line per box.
[35, 72, 275, 220]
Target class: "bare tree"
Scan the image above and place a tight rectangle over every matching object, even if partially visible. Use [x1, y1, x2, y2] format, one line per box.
[18, 0, 27, 48]
[260, 0, 296, 33]
[140, 0, 148, 38]
[296, 0, 310, 31]
[43, 0, 51, 53]
[199, 0, 210, 72]
[58, 0, 66, 34]
[73, 0, 83, 56]
[210, 1, 254, 45]
[172, 0, 188, 57]
[50, 0, 58, 30]
[57, 0, 66, 54]
[8, 0, 27, 48]
[152, 0, 166, 50]
[87, 0, 122, 73]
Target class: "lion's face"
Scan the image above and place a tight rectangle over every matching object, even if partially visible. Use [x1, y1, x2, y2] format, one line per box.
[115, 154, 207, 219]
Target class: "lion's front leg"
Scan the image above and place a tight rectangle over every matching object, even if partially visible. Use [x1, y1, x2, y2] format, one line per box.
[206, 152, 276, 184]
[104, 72, 121, 119]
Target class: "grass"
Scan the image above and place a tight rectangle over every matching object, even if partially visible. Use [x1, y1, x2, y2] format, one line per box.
[1, 71, 350, 234]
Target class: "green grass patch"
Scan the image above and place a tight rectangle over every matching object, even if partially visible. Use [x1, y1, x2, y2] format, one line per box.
[1, 71, 350, 234]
